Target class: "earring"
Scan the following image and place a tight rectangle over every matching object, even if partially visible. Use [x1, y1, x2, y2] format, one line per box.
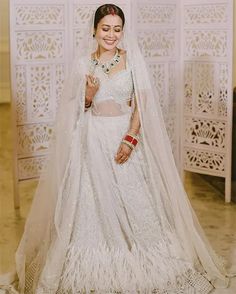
[93, 33, 95, 38]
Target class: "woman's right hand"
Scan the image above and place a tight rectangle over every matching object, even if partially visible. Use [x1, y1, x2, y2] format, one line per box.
[85, 74, 100, 105]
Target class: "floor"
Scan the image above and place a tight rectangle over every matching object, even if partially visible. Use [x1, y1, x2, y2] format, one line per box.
[0, 103, 236, 292]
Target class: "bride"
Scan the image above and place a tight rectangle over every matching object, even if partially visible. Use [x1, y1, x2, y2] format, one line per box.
[1, 3, 233, 294]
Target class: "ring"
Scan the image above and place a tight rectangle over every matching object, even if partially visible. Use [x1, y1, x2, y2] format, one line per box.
[93, 78, 97, 85]
[122, 157, 128, 164]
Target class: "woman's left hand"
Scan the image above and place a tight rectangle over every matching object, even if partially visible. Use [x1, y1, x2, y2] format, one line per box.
[115, 143, 132, 164]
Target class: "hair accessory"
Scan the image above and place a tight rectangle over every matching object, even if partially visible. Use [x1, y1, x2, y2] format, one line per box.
[110, 8, 115, 15]
[85, 99, 92, 110]
[108, 5, 116, 15]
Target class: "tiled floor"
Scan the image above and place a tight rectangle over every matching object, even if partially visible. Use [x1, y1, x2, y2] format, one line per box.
[0, 103, 236, 292]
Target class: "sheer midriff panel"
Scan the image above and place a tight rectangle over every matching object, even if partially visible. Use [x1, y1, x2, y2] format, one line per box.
[91, 99, 132, 117]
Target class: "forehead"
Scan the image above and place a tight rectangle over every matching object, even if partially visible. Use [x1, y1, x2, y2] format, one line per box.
[98, 14, 123, 26]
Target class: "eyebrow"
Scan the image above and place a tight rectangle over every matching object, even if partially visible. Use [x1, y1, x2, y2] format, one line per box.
[101, 24, 122, 28]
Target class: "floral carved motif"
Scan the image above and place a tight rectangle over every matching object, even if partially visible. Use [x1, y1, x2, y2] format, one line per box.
[218, 64, 228, 117]
[184, 61, 229, 117]
[15, 5, 64, 26]
[74, 29, 84, 52]
[168, 63, 176, 113]
[148, 62, 177, 160]
[138, 30, 175, 58]
[17, 123, 54, 156]
[185, 30, 227, 57]
[184, 148, 225, 174]
[184, 63, 193, 113]
[28, 65, 53, 121]
[18, 156, 47, 180]
[184, 4, 227, 25]
[73, 4, 96, 26]
[16, 31, 64, 61]
[195, 63, 215, 115]
[55, 64, 65, 110]
[138, 4, 176, 24]
[16, 65, 27, 123]
[148, 63, 166, 110]
[184, 118, 226, 149]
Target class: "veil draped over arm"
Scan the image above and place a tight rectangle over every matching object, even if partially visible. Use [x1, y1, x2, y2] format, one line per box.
[126, 35, 230, 288]
[14, 14, 95, 294]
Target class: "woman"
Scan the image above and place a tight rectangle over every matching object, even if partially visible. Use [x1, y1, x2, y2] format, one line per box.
[1, 3, 233, 294]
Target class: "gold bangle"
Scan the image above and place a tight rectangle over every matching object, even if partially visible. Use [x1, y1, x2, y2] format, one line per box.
[121, 140, 134, 150]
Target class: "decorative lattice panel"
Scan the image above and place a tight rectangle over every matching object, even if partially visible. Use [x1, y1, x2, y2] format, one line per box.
[10, 0, 68, 209]
[182, 0, 233, 201]
[136, 0, 181, 167]
[10, 0, 67, 200]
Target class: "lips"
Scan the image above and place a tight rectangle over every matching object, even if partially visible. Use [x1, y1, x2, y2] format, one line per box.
[104, 39, 116, 45]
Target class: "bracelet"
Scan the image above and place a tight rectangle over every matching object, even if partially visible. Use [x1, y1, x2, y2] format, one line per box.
[122, 140, 134, 150]
[85, 100, 92, 109]
[122, 133, 139, 149]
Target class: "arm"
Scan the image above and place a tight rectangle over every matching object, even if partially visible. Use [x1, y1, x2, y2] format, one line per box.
[115, 97, 141, 164]
[127, 96, 140, 135]
[84, 75, 99, 111]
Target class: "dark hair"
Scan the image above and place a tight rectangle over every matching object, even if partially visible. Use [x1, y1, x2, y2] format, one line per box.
[94, 4, 125, 30]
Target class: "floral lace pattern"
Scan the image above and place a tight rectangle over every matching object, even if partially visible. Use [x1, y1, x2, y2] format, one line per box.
[35, 111, 214, 293]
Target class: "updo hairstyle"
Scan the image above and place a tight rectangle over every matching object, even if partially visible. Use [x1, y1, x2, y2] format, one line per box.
[94, 4, 125, 31]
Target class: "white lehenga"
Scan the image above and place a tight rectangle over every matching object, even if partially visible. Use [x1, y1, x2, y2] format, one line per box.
[34, 64, 215, 293]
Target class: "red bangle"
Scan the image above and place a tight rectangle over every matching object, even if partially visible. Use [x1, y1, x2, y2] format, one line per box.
[123, 134, 138, 147]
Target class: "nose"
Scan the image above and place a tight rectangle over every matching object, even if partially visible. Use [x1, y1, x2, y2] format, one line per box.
[108, 29, 114, 38]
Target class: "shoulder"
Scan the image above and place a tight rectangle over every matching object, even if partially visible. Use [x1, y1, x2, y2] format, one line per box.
[119, 48, 126, 55]
[119, 49, 127, 60]
[119, 49, 127, 64]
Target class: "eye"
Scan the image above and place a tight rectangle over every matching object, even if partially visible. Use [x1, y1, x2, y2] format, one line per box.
[102, 28, 109, 32]
[115, 29, 121, 32]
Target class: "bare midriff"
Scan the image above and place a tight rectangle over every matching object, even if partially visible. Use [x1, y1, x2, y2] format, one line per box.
[91, 99, 132, 117]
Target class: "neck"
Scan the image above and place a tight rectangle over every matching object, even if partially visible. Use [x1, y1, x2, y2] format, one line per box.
[96, 46, 117, 61]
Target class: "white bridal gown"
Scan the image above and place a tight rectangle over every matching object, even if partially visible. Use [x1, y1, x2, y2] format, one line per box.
[31, 61, 216, 294]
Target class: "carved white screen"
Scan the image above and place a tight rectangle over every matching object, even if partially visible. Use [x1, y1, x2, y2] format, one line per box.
[182, 0, 233, 202]
[10, 0, 68, 208]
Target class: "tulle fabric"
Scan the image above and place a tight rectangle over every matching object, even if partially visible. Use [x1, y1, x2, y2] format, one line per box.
[1, 2, 233, 293]
[127, 37, 230, 286]
[52, 110, 214, 293]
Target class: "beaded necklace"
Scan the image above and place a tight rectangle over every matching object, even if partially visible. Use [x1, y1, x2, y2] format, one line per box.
[91, 48, 121, 74]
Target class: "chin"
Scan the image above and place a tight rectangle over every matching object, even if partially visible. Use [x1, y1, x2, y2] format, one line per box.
[101, 42, 119, 51]
[105, 46, 117, 51]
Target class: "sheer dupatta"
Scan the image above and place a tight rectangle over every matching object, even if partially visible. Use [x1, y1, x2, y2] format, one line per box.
[126, 35, 230, 288]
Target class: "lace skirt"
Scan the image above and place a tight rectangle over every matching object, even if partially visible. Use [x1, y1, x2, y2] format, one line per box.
[37, 111, 214, 294]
